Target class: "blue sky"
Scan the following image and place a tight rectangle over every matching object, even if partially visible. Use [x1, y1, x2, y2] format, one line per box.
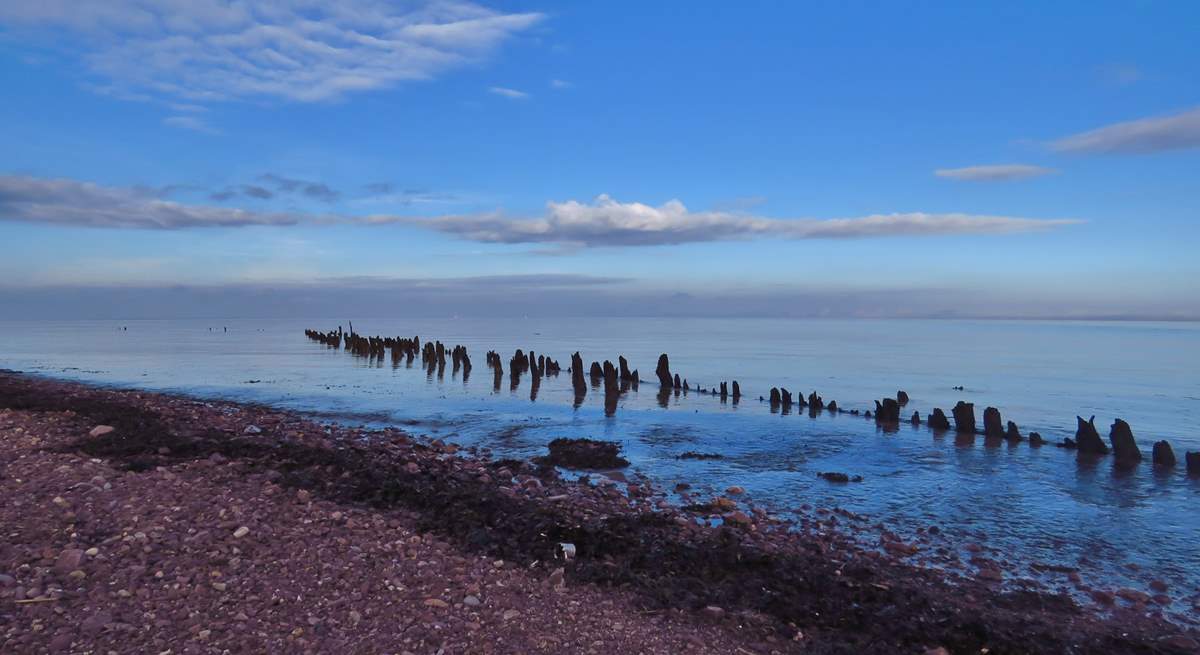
[1, 1, 1197, 319]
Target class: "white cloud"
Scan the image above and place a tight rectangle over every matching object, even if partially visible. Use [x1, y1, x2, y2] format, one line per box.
[489, 86, 528, 99]
[1051, 106, 1200, 154]
[374, 194, 1083, 247]
[934, 164, 1057, 181]
[0, 1, 544, 104]
[163, 115, 219, 134]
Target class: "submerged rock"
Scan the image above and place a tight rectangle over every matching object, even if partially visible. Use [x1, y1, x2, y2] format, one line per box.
[1152, 440, 1176, 467]
[1074, 416, 1109, 456]
[818, 472, 863, 483]
[677, 451, 724, 460]
[1108, 419, 1142, 463]
[911, 411, 920, 426]
[537, 438, 629, 470]
[1186, 452, 1200, 476]
[1029, 431, 1044, 447]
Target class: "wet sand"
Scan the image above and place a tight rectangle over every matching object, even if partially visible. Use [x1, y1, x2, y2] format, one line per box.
[1, 371, 1195, 654]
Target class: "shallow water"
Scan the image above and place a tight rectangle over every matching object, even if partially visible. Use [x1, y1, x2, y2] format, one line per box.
[2, 317, 1198, 614]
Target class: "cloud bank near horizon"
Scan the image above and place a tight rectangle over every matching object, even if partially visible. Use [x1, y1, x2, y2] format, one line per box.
[0, 0, 543, 104]
[0, 175, 1084, 245]
[1, 276, 1193, 322]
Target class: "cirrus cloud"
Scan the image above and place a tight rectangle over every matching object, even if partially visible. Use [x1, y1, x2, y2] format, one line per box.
[934, 164, 1057, 181]
[1051, 106, 1200, 154]
[0, 0, 544, 104]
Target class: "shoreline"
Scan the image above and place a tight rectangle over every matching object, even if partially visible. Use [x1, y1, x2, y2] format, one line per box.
[1, 371, 1196, 654]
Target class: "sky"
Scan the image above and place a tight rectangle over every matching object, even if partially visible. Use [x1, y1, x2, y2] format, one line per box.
[1, 0, 1198, 320]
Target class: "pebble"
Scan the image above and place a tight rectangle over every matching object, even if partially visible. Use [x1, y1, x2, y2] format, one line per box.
[1116, 588, 1151, 604]
[726, 486, 745, 495]
[55, 549, 84, 574]
[85, 547, 99, 557]
[548, 568, 566, 590]
[463, 595, 481, 607]
[724, 511, 752, 526]
[502, 609, 521, 621]
[424, 598, 449, 608]
[233, 526, 250, 538]
[88, 425, 115, 437]
[243, 425, 262, 434]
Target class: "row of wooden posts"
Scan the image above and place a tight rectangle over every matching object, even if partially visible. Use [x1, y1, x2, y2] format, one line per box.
[304, 326, 1199, 474]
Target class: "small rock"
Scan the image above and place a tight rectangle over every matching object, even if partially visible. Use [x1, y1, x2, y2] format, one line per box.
[232, 526, 250, 538]
[725, 486, 745, 495]
[80, 611, 113, 635]
[212, 582, 227, 591]
[0, 574, 15, 587]
[424, 598, 449, 608]
[1116, 588, 1151, 604]
[68, 570, 87, 581]
[1091, 590, 1115, 605]
[89, 425, 115, 438]
[349, 610, 362, 623]
[702, 605, 726, 621]
[85, 547, 99, 557]
[712, 497, 737, 511]
[296, 489, 311, 503]
[724, 511, 752, 526]
[243, 425, 262, 435]
[55, 549, 84, 574]
[548, 567, 566, 590]
[463, 595, 481, 607]
[502, 609, 521, 621]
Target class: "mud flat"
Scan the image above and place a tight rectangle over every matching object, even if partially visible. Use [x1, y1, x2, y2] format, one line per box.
[0, 371, 1195, 654]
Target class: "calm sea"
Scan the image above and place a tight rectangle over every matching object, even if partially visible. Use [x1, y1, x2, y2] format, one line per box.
[2, 318, 1198, 613]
